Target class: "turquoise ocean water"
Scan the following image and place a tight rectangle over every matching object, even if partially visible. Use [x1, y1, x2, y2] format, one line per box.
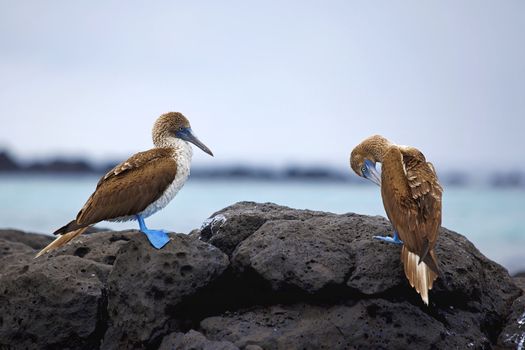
[0, 175, 523, 273]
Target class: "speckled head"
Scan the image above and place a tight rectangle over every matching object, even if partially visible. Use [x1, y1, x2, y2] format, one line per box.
[153, 112, 213, 156]
[350, 135, 391, 185]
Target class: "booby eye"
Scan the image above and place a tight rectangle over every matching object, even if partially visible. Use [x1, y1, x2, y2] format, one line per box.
[361, 166, 367, 174]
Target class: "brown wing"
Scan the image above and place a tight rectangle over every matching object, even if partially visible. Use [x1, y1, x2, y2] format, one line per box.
[76, 148, 177, 225]
[100, 148, 174, 185]
[380, 146, 443, 269]
[402, 147, 443, 249]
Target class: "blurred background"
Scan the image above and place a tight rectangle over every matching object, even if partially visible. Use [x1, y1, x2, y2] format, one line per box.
[0, 1, 524, 272]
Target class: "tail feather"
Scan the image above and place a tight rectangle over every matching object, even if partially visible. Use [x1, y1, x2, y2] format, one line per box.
[418, 241, 441, 276]
[402, 246, 438, 305]
[35, 227, 90, 258]
[426, 250, 441, 277]
[53, 220, 84, 236]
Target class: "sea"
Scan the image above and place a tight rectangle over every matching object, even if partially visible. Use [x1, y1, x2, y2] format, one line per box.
[0, 174, 524, 274]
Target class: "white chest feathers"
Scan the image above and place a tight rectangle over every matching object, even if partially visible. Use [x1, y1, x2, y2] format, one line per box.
[140, 139, 193, 218]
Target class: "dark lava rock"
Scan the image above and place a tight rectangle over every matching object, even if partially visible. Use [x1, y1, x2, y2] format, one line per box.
[231, 214, 397, 294]
[497, 277, 525, 349]
[197, 201, 331, 256]
[46, 230, 137, 266]
[229, 209, 519, 329]
[194, 202, 522, 349]
[0, 255, 110, 349]
[159, 330, 238, 350]
[0, 253, 33, 275]
[514, 277, 525, 291]
[0, 229, 53, 250]
[0, 238, 34, 259]
[200, 301, 489, 350]
[0, 202, 522, 349]
[101, 233, 229, 349]
[0, 230, 54, 274]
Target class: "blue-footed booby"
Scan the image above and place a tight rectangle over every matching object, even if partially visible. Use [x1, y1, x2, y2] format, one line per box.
[350, 135, 443, 305]
[36, 112, 213, 257]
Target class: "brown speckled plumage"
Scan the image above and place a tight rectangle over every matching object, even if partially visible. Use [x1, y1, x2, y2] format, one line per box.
[350, 135, 443, 305]
[72, 148, 178, 228]
[36, 112, 200, 258]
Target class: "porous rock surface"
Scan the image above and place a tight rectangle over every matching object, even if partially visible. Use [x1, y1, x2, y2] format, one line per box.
[158, 330, 238, 350]
[497, 277, 525, 349]
[0, 202, 522, 349]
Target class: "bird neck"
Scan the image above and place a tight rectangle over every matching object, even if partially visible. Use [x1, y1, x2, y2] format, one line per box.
[154, 137, 193, 160]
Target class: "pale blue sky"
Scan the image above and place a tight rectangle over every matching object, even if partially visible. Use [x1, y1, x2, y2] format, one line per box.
[1, 1, 524, 170]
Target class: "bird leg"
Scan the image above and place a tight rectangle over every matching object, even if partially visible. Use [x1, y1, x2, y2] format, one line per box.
[136, 214, 170, 249]
[373, 230, 403, 245]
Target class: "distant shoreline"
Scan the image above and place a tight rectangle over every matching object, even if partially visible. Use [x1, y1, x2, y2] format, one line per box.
[1, 150, 524, 188]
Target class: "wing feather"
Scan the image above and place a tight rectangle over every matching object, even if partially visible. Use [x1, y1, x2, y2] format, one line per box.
[380, 146, 443, 303]
[381, 146, 442, 270]
[75, 148, 177, 226]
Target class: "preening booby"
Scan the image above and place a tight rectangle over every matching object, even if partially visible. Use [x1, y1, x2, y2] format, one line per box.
[36, 112, 213, 257]
[350, 135, 443, 305]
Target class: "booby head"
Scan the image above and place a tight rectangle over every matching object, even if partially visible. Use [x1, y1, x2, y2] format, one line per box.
[153, 112, 214, 156]
[351, 156, 382, 187]
[350, 135, 391, 186]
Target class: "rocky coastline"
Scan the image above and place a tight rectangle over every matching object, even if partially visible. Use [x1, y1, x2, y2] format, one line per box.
[0, 202, 523, 349]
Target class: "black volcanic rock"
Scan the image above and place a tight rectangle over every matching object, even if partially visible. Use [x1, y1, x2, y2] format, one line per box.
[0, 255, 110, 349]
[46, 230, 136, 266]
[101, 233, 229, 349]
[0, 229, 53, 250]
[195, 202, 523, 348]
[0, 203, 523, 349]
[200, 301, 485, 349]
[196, 201, 332, 256]
[0, 230, 53, 275]
[0, 238, 34, 259]
[230, 214, 397, 294]
[497, 277, 525, 349]
[159, 330, 238, 350]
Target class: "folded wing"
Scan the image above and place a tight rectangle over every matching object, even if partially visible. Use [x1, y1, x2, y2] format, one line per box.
[54, 148, 178, 234]
[380, 146, 443, 304]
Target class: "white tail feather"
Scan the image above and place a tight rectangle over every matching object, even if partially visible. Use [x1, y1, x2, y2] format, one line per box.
[401, 246, 438, 305]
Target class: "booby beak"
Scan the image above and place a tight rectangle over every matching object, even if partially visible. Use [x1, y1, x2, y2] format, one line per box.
[176, 127, 214, 156]
[364, 159, 381, 186]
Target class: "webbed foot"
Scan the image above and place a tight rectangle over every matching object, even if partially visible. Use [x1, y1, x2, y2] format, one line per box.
[141, 228, 170, 249]
[373, 231, 403, 245]
[135, 214, 171, 249]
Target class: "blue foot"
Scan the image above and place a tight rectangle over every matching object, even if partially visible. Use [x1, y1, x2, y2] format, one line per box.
[373, 231, 403, 245]
[135, 214, 171, 249]
[141, 228, 170, 249]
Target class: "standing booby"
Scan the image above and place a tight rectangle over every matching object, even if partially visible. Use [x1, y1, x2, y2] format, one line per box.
[350, 135, 443, 305]
[36, 112, 213, 257]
